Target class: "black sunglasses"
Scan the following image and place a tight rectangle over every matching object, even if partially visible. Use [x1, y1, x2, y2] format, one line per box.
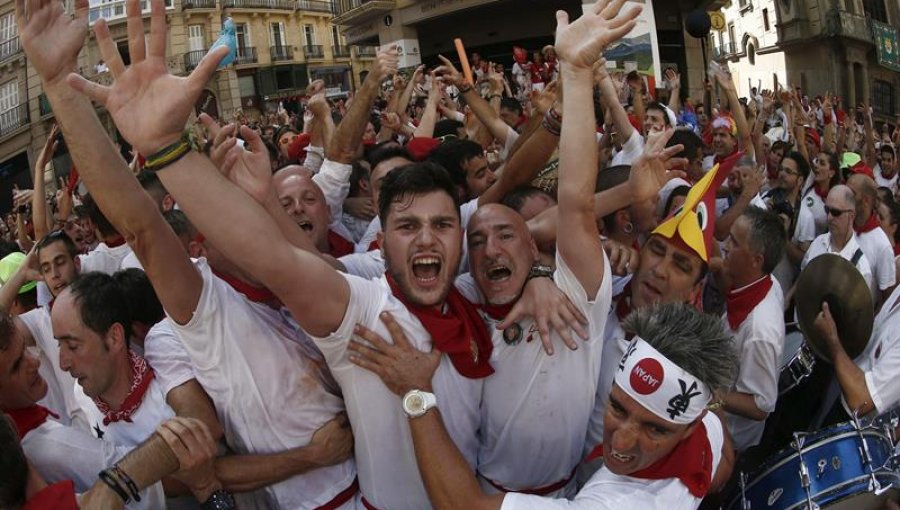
[824, 206, 852, 218]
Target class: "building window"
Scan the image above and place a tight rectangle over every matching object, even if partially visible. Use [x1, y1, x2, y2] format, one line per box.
[863, 0, 888, 22]
[235, 23, 249, 49]
[188, 25, 204, 52]
[0, 80, 20, 130]
[763, 8, 770, 31]
[271, 22, 286, 48]
[238, 75, 256, 97]
[728, 23, 736, 53]
[873, 80, 895, 116]
[0, 13, 15, 42]
[303, 24, 316, 47]
[331, 25, 341, 46]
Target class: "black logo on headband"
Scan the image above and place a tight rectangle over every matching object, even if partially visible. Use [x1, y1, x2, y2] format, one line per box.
[619, 341, 638, 371]
[667, 379, 701, 419]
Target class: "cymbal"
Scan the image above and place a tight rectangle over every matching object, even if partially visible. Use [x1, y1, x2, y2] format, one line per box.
[796, 253, 874, 361]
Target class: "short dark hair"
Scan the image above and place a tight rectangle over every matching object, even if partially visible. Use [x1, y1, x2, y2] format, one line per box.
[35, 230, 78, 260]
[68, 272, 132, 344]
[378, 162, 461, 225]
[0, 312, 15, 352]
[427, 139, 485, 194]
[668, 129, 704, 163]
[501, 186, 554, 213]
[162, 210, 196, 239]
[783, 151, 811, 181]
[348, 161, 371, 197]
[137, 170, 168, 196]
[880, 144, 896, 158]
[0, 241, 20, 260]
[273, 125, 298, 145]
[742, 206, 786, 273]
[81, 193, 120, 239]
[595, 165, 632, 233]
[367, 144, 412, 170]
[434, 119, 464, 139]
[646, 101, 672, 126]
[663, 185, 690, 218]
[500, 97, 523, 116]
[0, 413, 27, 508]
[113, 268, 164, 327]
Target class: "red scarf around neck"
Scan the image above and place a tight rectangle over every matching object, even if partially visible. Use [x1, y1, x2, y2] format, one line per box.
[479, 302, 513, 321]
[714, 149, 742, 176]
[105, 235, 127, 248]
[585, 420, 713, 498]
[855, 213, 881, 234]
[6, 405, 58, 439]
[386, 274, 493, 379]
[813, 183, 829, 200]
[22, 480, 78, 510]
[726, 276, 773, 330]
[328, 230, 355, 258]
[93, 351, 155, 426]
[213, 269, 280, 305]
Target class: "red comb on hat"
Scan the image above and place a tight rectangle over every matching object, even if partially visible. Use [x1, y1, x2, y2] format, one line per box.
[406, 137, 441, 161]
[850, 160, 875, 180]
[806, 128, 821, 151]
[287, 133, 312, 163]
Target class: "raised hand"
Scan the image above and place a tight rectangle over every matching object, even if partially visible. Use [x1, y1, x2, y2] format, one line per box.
[16, 0, 88, 87]
[307, 92, 330, 119]
[554, 0, 641, 70]
[435, 55, 465, 88]
[498, 275, 588, 355]
[306, 79, 325, 97]
[369, 46, 400, 84]
[629, 128, 686, 204]
[66, 0, 229, 156]
[200, 113, 273, 205]
[713, 63, 736, 92]
[665, 68, 680, 90]
[761, 89, 774, 114]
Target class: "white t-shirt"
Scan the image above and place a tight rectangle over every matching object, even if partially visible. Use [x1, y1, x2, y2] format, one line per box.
[74, 375, 174, 447]
[856, 227, 896, 292]
[802, 232, 875, 298]
[18, 307, 89, 430]
[844, 285, 900, 415]
[610, 130, 644, 167]
[722, 277, 784, 451]
[22, 418, 165, 509]
[339, 249, 386, 280]
[140, 319, 197, 396]
[797, 189, 827, 240]
[469, 253, 612, 496]
[308, 273, 484, 509]
[78, 242, 134, 275]
[313, 158, 353, 238]
[169, 259, 356, 510]
[500, 412, 724, 510]
[875, 164, 898, 195]
[500, 126, 521, 161]
[585, 307, 626, 458]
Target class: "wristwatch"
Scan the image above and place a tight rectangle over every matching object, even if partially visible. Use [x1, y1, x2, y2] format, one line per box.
[528, 264, 554, 280]
[402, 390, 437, 418]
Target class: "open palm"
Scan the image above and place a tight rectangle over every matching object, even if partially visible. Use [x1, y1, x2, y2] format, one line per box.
[67, 0, 227, 156]
[554, 0, 641, 69]
[16, 0, 88, 86]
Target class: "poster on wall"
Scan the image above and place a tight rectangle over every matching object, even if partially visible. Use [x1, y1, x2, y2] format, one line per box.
[583, 0, 662, 96]
[872, 20, 900, 73]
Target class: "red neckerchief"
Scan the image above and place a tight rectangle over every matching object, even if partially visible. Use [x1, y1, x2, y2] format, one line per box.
[615, 283, 634, 322]
[328, 230, 355, 258]
[855, 213, 880, 234]
[585, 420, 712, 498]
[386, 274, 494, 379]
[93, 351, 155, 426]
[713, 149, 742, 176]
[6, 405, 59, 439]
[766, 162, 779, 181]
[726, 276, 773, 330]
[22, 480, 78, 510]
[212, 269, 280, 305]
[105, 236, 127, 248]
[813, 184, 829, 200]
[479, 302, 513, 321]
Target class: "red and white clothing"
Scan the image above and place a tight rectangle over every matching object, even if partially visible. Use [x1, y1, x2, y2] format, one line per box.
[168, 260, 356, 510]
[794, 188, 827, 243]
[18, 307, 88, 430]
[500, 412, 724, 510]
[309, 273, 486, 509]
[875, 165, 898, 195]
[314, 158, 356, 246]
[844, 285, 900, 415]
[802, 232, 875, 298]
[77, 241, 134, 274]
[463, 253, 612, 497]
[339, 249, 385, 280]
[722, 275, 784, 451]
[609, 131, 645, 167]
[855, 221, 896, 294]
[12, 407, 165, 509]
[136, 319, 198, 396]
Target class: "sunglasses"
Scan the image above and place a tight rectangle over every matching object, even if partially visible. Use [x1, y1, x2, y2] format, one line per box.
[824, 206, 853, 218]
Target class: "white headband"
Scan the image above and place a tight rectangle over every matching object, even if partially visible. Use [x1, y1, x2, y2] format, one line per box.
[614, 337, 711, 424]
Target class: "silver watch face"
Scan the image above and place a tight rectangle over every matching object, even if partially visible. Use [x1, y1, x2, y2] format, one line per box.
[405, 393, 425, 413]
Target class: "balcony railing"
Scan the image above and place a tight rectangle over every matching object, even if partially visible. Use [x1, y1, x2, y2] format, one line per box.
[332, 45, 350, 58]
[298, 0, 333, 12]
[39, 93, 53, 118]
[88, 0, 174, 24]
[712, 41, 736, 59]
[0, 104, 29, 138]
[304, 44, 324, 58]
[183, 49, 207, 71]
[0, 37, 21, 62]
[334, 0, 392, 17]
[824, 8, 874, 44]
[354, 45, 376, 58]
[236, 46, 258, 64]
[182, 0, 215, 8]
[222, 0, 294, 8]
[270, 45, 293, 61]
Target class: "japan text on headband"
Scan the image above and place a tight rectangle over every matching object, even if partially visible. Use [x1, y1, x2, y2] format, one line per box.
[614, 337, 711, 425]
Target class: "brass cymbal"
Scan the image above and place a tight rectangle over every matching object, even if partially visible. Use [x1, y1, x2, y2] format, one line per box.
[796, 254, 874, 361]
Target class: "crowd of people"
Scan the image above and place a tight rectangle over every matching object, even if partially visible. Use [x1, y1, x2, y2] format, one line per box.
[2, 0, 900, 508]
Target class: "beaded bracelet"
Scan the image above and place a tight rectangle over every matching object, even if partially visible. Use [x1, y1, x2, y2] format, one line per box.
[98, 469, 131, 503]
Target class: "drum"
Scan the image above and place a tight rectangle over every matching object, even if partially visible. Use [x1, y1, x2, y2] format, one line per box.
[727, 419, 900, 510]
[779, 331, 816, 396]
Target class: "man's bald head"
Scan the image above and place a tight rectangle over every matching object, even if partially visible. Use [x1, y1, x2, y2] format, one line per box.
[467, 204, 539, 306]
[272, 165, 331, 251]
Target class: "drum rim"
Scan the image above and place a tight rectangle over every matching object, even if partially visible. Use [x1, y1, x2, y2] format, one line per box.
[727, 473, 900, 510]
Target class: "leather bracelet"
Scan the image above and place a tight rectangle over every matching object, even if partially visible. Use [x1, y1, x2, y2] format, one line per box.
[113, 465, 141, 502]
[203, 489, 237, 510]
[458, 83, 474, 93]
[98, 468, 131, 503]
[144, 132, 193, 172]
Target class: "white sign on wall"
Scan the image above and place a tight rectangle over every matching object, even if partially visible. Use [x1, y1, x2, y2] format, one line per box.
[380, 38, 422, 68]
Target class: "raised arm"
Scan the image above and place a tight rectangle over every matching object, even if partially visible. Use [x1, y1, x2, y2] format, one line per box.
[63, 0, 348, 336]
[436, 55, 511, 144]
[714, 66, 754, 161]
[19, 0, 203, 324]
[32, 124, 59, 240]
[554, 2, 639, 297]
[413, 74, 442, 138]
[665, 68, 681, 115]
[596, 60, 637, 142]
